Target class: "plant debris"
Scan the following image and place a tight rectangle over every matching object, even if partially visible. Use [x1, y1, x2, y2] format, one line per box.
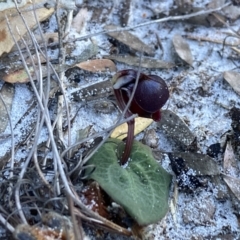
[0, 0, 240, 239]
[223, 71, 240, 95]
[104, 25, 155, 56]
[172, 34, 193, 66]
[104, 55, 175, 69]
[0, 83, 14, 133]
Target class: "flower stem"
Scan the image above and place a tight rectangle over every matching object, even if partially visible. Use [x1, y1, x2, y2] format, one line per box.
[120, 118, 135, 165]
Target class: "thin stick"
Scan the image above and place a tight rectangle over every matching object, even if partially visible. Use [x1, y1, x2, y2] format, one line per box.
[66, 192, 83, 240]
[55, 0, 64, 143]
[33, 152, 52, 191]
[8, 3, 123, 226]
[0, 213, 14, 233]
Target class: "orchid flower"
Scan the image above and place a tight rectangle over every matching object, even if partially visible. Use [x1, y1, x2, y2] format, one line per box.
[112, 69, 169, 165]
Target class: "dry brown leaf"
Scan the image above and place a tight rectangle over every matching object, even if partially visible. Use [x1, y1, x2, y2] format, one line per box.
[105, 25, 155, 56]
[2, 67, 35, 83]
[72, 8, 89, 33]
[104, 55, 174, 69]
[80, 181, 110, 219]
[2, 65, 60, 83]
[223, 71, 240, 95]
[76, 59, 116, 72]
[3, 43, 99, 83]
[223, 141, 238, 177]
[111, 117, 153, 140]
[172, 34, 193, 66]
[0, 3, 54, 57]
[0, 83, 15, 133]
[223, 175, 240, 201]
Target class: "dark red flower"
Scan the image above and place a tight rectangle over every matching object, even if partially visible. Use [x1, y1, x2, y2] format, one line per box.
[112, 69, 169, 165]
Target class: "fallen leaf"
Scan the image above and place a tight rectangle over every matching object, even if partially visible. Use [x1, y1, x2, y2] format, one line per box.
[2, 67, 35, 83]
[2, 65, 61, 83]
[211, 175, 229, 200]
[76, 59, 116, 72]
[86, 139, 172, 225]
[169, 152, 220, 176]
[104, 55, 174, 69]
[105, 25, 155, 56]
[3, 43, 98, 83]
[169, 152, 219, 191]
[172, 34, 193, 65]
[223, 71, 240, 95]
[111, 117, 153, 140]
[71, 79, 113, 102]
[223, 175, 240, 201]
[0, 83, 15, 133]
[223, 4, 240, 21]
[72, 8, 89, 33]
[223, 141, 238, 177]
[0, 3, 54, 57]
[157, 110, 196, 148]
[80, 181, 109, 219]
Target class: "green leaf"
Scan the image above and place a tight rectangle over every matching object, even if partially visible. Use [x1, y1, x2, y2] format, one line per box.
[85, 138, 172, 225]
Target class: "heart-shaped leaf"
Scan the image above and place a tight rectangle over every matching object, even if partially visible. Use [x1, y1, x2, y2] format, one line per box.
[85, 138, 172, 225]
